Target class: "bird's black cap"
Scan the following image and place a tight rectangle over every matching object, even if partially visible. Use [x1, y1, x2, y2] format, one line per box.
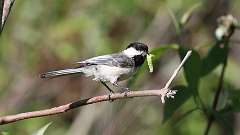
[126, 42, 149, 53]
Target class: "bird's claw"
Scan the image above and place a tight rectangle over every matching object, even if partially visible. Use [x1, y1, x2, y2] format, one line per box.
[108, 92, 114, 102]
[120, 87, 130, 97]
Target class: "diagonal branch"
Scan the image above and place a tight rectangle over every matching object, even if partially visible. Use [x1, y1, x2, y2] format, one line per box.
[1, 0, 15, 34]
[0, 0, 3, 30]
[0, 50, 192, 125]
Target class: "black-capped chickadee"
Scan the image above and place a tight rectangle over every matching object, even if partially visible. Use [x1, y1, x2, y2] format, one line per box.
[40, 42, 149, 93]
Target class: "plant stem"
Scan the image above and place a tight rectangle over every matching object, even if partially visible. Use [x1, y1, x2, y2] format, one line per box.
[203, 43, 228, 135]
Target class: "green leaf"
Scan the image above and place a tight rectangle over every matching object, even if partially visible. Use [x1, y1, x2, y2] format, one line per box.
[215, 89, 238, 135]
[201, 43, 229, 76]
[227, 89, 240, 112]
[213, 111, 233, 135]
[179, 48, 201, 96]
[167, 7, 181, 35]
[180, 3, 201, 26]
[175, 107, 199, 124]
[236, 23, 240, 29]
[163, 85, 191, 123]
[32, 122, 52, 135]
[150, 44, 179, 61]
[128, 44, 178, 87]
[1, 132, 9, 135]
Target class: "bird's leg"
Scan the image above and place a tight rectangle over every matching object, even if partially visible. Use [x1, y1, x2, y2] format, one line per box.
[113, 82, 130, 97]
[100, 81, 114, 101]
[101, 81, 114, 93]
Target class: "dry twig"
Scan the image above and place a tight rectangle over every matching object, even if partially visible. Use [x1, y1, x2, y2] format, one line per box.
[0, 0, 15, 33]
[0, 50, 192, 125]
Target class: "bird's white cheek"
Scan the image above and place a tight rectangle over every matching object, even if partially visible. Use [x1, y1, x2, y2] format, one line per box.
[123, 48, 142, 57]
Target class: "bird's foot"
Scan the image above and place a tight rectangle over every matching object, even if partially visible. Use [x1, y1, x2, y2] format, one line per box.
[120, 87, 130, 97]
[108, 91, 115, 102]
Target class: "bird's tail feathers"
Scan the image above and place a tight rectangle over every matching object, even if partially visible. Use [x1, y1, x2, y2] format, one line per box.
[40, 68, 83, 79]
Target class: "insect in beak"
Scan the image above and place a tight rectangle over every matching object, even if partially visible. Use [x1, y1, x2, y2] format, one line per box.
[147, 53, 154, 73]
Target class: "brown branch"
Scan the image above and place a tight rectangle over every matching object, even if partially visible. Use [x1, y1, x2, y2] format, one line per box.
[0, 0, 3, 31]
[1, 0, 15, 34]
[0, 50, 192, 125]
[0, 90, 164, 125]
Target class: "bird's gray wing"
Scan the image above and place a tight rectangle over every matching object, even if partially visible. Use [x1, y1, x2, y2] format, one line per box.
[76, 53, 134, 68]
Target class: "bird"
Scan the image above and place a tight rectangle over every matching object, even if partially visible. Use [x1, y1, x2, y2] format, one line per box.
[40, 42, 149, 94]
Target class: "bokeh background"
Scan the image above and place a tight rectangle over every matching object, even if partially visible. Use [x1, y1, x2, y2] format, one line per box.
[0, 0, 240, 135]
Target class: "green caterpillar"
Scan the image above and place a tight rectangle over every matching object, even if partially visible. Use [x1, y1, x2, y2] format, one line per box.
[147, 54, 154, 73]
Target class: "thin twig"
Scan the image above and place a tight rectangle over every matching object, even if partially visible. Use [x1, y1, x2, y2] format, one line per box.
[203, 14, 236, 135]
[164, 50, 192, 89]
[203, 48, 228, 135]
[0, 50, 192, 125]
[0, 0, 4, 31]
[1, 0, 15, 34]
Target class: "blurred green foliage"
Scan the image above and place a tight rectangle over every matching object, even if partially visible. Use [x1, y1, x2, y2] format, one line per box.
[32, 122, 52, 135]
[0, 0, 240, 135]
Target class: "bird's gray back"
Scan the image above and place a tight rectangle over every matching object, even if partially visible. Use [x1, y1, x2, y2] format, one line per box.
[77, 53, 134, 68]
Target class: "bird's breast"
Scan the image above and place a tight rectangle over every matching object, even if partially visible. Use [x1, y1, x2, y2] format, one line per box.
[82, 65, 134, 83]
